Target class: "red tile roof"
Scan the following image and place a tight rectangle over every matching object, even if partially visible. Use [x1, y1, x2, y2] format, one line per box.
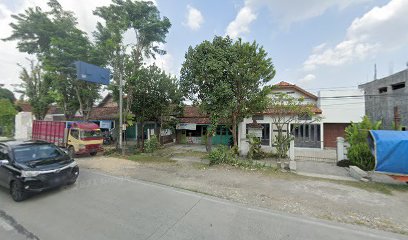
[88, 107, 118, 120]
[274, 81, 318, 100]
[178, 106, 210, 124]
[16, 101, 32, 112]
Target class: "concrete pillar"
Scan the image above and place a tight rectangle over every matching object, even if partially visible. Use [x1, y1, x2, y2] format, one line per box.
[336, 137, 345, 162]
[289, 139, 295, 161]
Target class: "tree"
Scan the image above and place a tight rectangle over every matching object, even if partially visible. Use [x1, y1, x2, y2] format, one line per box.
[128, 64, 182, 151]
[268, 92, 318, 158]
[180, 36, 275, 152]
[17, 59, 52, 119]
[5, 0, 105, 119]
[0, 99, 17, 136]
[0, 87, 16, 103]
[94, 0, 171, 112]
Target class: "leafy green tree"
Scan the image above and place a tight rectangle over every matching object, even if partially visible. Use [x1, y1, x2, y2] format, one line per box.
[94, 0, 171, 112]
[5, 0, 105, 120]
[180, 36, 275, 151]
[268, 92, 318, 158]
[128, 64, 181, 151]
[0, 87, 16, 103]
[17, 59, 53, 119]
[0, 99, 17, 136]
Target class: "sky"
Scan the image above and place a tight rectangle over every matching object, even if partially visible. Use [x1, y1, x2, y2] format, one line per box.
[1, 0, 408, 96]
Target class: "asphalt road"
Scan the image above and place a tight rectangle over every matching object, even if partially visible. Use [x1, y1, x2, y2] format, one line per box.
[0, 169, 407, 240]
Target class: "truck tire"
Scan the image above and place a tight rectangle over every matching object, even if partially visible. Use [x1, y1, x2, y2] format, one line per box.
[90, 152, 97, 156]
[68, 146, 75, 158]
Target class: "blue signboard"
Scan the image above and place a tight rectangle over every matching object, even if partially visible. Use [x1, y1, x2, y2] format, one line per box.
[75, 61, 110, 85]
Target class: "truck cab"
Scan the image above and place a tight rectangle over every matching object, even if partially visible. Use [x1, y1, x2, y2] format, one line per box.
[67, 122, 103, 157]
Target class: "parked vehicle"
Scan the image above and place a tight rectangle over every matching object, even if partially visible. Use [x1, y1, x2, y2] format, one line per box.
[32, 120, 103, 157]
[0, 140, 79, 201]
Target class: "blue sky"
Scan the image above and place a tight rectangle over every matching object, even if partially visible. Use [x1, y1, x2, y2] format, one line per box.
[1, 0, 408, 94]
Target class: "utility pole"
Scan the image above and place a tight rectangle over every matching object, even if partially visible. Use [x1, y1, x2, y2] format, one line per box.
[119, 50, 124, 155]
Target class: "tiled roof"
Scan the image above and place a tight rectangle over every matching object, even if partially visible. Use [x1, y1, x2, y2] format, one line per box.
[178, 106, 210, 124]
[263, 106, 322, 115]
[88, 107, 118, 120]
[16, 101, 32, 112]
[274, 81, 318, 100]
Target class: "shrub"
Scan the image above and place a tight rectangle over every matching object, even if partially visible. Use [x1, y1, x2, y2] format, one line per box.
[247, 134, 264, 159]
[209, 145, 233, 165]
[345, 116, 381, 171]
[144, 135, 159, 153]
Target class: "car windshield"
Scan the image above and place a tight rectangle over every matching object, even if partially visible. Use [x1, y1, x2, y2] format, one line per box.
[13, 144, 64, 163]
[81, 130, 102, 138]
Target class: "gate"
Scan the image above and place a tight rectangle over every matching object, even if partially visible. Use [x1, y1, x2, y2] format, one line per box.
[291, 123, 321, 148]
[294, 141, 338, 163]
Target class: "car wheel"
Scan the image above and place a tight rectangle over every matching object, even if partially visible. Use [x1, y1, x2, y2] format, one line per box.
[90, 152, 97, 156]
[68, 146, 75, 158]
[10, 181, 27, 202]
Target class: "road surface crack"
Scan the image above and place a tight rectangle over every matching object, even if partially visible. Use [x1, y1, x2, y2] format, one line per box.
[0, 209, 40, 240]
[147, 197, 203, 240]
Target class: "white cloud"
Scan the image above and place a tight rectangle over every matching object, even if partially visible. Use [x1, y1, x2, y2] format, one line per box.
[299, 74, 316, 84]
[303, 0, 408, 71]
[185, 5, 204, 31]
[225, 4, 257, 38]
[225, 0, 369, 38]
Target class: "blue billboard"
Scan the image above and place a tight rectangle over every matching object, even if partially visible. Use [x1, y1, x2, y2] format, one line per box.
[75, 61, 110, 85]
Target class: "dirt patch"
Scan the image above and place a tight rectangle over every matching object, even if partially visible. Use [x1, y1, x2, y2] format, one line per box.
[77, 154, 408, 235]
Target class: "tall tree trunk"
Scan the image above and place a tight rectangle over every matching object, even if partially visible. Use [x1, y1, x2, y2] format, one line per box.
[206, 128, 213, 153]
[232, 114, 237, 147]
[141, 121, 145, 152]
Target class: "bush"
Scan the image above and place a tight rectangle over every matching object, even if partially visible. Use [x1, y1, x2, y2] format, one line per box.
[209, 145, 233, 165]
[144, 135, 159, 153]
[345, 116, 381, 171]
[247, 134, 264, 159]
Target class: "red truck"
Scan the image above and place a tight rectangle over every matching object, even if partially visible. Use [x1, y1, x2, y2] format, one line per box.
[32, 120, 104, 157]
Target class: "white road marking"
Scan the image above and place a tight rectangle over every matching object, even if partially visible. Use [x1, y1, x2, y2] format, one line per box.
[0, 219, 14, 231]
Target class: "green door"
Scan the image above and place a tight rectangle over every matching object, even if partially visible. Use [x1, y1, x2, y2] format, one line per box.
[212, 126, 232, 145]
[125, 124, 137, 140]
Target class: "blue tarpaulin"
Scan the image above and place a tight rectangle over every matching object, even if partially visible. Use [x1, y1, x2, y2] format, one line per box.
[369, 130, 408, 175]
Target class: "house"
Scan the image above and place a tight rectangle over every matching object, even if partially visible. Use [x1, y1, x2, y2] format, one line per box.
[238, 82, 365, 155]
[238, 81, 323, 155]
[359, 68, 408, 129]
[175, 106, 232, 145]
[317, 89, 365, 147]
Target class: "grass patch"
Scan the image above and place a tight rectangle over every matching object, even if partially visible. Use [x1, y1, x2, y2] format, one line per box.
[335, 181, 408, 195]
[173, 151, 208, 159]
[127, 153, 176, 164]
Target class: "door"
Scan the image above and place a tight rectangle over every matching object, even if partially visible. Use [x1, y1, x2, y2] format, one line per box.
[291, 124, 321, 148]
[0, 145, 10, 187]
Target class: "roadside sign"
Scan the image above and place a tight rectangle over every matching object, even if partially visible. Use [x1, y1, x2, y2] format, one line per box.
[75, 61, 110, 85]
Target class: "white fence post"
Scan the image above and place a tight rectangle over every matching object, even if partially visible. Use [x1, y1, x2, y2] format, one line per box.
[289, 139, 296, 171]
[336, 137, 345, 162]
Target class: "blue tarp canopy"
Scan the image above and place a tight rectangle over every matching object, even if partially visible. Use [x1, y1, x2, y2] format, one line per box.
[75, 61, 110, 85]
[369, 130, 408, 175]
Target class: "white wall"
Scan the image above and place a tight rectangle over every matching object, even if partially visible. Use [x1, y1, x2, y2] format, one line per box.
[270, 89, 317, 105]
[318, 89, 365, 123]
[14, 112, 33, 140]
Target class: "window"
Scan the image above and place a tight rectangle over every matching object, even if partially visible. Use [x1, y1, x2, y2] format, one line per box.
[0, 146, 9, 160]
[378, 87, 387, 93]
[392, 82, 405, 90]
[246, 123, 270, 145]
[252, 115, 264, 121]
[71, 129, 79, 139]
[13, 144, 63, 163]
[261, 124, 270, 146]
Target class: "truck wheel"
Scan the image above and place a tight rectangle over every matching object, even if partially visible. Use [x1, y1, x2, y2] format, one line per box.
[10, 181, 27, 202]
[68, 146, 75, 158]
[90, 152, 97, 156]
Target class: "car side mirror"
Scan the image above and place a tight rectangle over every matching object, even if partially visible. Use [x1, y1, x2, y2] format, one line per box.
[0, 160, 9, 166]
